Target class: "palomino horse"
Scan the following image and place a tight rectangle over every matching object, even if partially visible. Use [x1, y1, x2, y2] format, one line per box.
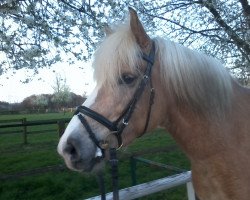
[58, 8, 250, 200]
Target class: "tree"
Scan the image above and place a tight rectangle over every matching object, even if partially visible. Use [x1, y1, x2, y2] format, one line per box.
[21, 94, 37, 110]
[67, 92, 86, 108]
[1, 0, 249, 83]
[51, 74, 71, 109]
[21, 94, 50, 110]
[32, 94, 49, 109]
[0, 0, 121, 76]
[20, 92, 85, 111]
[138, 0, 250, 84]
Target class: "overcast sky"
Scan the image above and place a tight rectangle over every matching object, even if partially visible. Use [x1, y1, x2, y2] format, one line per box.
[0, 61, 95, 103]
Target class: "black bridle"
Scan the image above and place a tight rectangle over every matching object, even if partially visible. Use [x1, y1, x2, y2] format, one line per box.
[74, 41, 156, 200]
[75, 41, 156, 153]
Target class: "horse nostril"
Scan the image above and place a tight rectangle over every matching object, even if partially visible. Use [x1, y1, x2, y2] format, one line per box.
[64, 137, 81, 162]
[64, 144, 76, 156]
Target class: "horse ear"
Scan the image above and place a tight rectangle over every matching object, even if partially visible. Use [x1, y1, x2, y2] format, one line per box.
[129, 7, 150, 48]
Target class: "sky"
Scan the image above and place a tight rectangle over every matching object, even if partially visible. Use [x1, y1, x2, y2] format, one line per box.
[0, 61, 96, 103]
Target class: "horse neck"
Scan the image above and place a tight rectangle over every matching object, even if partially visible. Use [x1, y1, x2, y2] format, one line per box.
[163, 80, 250, 161]
[165, 104, 219, 160]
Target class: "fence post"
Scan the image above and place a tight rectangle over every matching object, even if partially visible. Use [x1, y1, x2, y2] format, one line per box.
[130, 156, 137, 186]
[22, 118, 27, 144]
[58, 120, 65, 138]
[187, 181, 196, 200]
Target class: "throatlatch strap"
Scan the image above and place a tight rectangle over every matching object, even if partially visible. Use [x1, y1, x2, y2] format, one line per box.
[141, 87, 155, 135]
[96, 172, 106, 200]
[109, 148, 119, 200]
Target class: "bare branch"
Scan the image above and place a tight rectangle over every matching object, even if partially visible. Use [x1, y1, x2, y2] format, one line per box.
[199, 0, 250, 57]
[143, 12, 231, 43]
[239, 0, 250, 27]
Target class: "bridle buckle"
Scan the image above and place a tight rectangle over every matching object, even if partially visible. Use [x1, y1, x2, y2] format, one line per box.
[122, 119, 128, 126]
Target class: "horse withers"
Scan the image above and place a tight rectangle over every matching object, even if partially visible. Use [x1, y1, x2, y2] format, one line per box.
[57, 8, 250, 200]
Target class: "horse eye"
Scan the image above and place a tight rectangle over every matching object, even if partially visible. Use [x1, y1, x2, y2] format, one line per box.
[119, 74, 136, 85]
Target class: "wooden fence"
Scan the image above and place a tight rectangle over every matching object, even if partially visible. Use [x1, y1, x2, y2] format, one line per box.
[86, 155, 195, 200]
[0, 118, 71, 144]
[0, 119, 195, 199]
[87, 171, 195, 200]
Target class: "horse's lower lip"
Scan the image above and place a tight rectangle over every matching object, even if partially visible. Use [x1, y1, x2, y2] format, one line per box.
[70, 156, 104, 172]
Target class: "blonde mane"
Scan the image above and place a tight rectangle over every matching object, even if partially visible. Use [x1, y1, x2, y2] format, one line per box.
[155, 37, 232, 118]
[93, 21, 233, 118]
[93, 22, 141, 88]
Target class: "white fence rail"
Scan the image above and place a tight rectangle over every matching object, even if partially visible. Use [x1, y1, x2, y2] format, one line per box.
[87, 171, 194, 200]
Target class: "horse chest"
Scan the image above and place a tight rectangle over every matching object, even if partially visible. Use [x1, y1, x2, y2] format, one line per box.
[192, 156, 250, 200]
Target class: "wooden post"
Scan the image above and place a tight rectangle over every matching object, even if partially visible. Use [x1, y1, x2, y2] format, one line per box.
[22, 118, 27, 144]
[130, 156, 137, 186]
[186, 181, 196, 200]
[87, 171, 192, 200]
[58, 120, 65, 138]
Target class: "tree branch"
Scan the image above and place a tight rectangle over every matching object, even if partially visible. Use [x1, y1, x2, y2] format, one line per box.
[59, 0, 100, 25]
[143, 12, 230, 43]
[199, 0, 250, 58]
[238, 0, 250, 27]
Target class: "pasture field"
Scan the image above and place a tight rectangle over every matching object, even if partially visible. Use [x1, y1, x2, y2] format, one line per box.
[0, 112, 190, 200]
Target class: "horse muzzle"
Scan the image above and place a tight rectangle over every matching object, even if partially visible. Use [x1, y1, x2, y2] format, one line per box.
[58, 132, 105, 173]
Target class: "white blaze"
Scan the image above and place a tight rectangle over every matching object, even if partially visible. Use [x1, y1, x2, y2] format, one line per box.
[57, 87, 99, 156]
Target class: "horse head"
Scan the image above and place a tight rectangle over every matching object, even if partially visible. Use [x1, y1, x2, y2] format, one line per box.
[57, 8, 165, 172]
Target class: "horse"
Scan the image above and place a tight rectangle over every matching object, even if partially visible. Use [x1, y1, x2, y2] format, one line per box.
[57, 8, 250, 200]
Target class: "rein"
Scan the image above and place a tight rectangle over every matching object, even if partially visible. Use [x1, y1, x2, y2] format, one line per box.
[74, 41, 156, 200]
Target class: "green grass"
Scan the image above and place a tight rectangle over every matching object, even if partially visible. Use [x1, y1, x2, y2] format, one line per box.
[0, 112, 73, 121]
[0, 112, 72, 148]
[0, 113, 190, 200]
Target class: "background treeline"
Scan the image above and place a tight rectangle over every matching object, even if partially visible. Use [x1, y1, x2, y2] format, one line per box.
[0, 92, 85, 114]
